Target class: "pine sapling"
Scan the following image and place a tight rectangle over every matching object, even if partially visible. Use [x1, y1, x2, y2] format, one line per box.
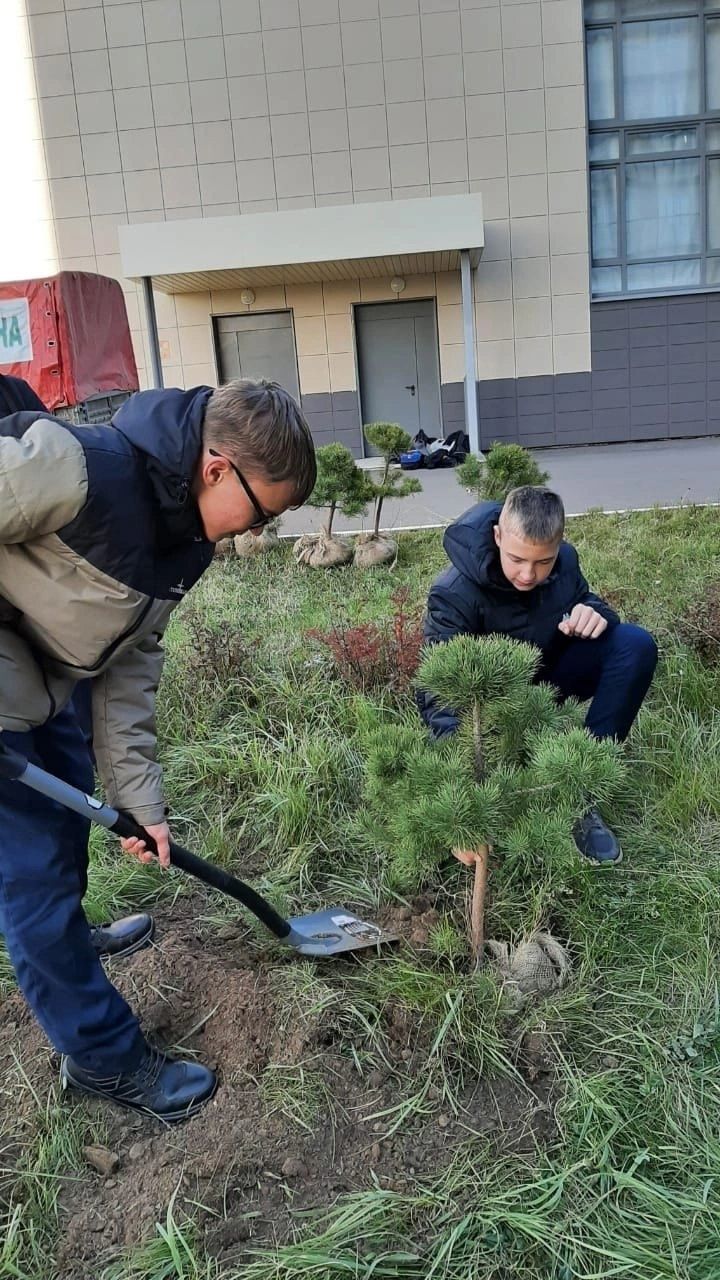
[457, 441, 550, 503]
[354, 423, 422, 567]
[418, 635, 541, 962]
[295, 443, 372, 569]
[361, 634, 625, 974]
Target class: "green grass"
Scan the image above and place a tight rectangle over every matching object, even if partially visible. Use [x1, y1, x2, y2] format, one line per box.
[260, 1062, 336, 1135]
[2, 505, 720, 1279]
[0, 1064, 105, 1280]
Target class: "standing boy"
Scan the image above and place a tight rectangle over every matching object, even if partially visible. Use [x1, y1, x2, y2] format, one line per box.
[0, 379, 316, 1120]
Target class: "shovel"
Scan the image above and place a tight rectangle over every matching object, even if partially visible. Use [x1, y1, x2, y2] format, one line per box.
[0, 743, 396, 958]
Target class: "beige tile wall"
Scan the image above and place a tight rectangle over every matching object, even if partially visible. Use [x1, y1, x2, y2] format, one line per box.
[157, 271, 479, 395]
[18, 0, 590, 390]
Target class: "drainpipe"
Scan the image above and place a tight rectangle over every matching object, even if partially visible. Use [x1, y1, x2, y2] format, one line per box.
[460, 249, 480, 456]
[141, 275, 164, 389]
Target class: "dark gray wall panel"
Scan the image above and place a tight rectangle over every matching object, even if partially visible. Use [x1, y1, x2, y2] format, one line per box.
[298, 292, 720, 454]
[436, 291, 720, 448]
[300, 391, 363, 456]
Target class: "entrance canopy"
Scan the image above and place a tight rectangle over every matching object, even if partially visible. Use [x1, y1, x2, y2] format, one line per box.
[119, 193, 484, 293]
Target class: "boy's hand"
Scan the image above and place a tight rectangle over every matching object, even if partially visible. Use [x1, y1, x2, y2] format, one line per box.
[558, 604, 608, 640]
[453, 848, 482, 866]
[120, 821, 171, 869]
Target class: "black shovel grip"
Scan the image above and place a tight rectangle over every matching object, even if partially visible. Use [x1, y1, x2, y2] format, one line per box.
[111, 811, 291, 940]
[0, 742, 31, 781]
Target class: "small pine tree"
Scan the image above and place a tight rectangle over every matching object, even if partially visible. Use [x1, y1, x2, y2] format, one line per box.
[457, 442, 550, 503]
[296, 443, 373, 568]
[363, 423, 423, 537]
[306, 443, 371, 537]
[362, 634, 624, 962]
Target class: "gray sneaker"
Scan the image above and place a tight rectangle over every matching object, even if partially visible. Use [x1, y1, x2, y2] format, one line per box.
[573, 809, 623, 866]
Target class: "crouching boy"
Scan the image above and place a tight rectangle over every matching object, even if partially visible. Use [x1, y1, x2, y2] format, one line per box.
[418, 486, 657, 864]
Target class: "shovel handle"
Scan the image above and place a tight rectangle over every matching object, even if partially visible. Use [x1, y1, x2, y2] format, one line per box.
[0, 742, 291, 941]
[111, 812, 291, 940]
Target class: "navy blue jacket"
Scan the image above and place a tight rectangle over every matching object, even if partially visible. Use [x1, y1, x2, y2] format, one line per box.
[0, 375, 46, 416]
[0, 386, 216, 821]
[418, 502, 619, 736]
[1, 386, 215, 604]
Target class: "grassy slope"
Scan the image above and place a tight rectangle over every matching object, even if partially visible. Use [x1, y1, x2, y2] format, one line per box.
[3, 506, 720, 1280]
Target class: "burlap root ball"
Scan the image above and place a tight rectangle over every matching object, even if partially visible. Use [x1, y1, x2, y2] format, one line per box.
[294, 530, 353, 568]
[486, 931, 571, 996]
[234, 525, 281, 557]
[353, 533, 397, 568]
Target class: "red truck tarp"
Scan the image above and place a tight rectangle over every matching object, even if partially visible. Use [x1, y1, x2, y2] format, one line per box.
[0, 271, 139, 411]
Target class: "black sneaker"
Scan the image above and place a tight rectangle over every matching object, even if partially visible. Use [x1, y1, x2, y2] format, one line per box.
[573, 809, 623, 866]
[90, 912, 154, 960]
[61, 1045, 217, 1123]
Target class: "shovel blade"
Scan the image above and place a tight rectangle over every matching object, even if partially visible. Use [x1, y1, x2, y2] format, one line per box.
[284, 907, 398, 957]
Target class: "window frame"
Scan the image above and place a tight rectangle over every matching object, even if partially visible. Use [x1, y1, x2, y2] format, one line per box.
[585, 0, 720, 300]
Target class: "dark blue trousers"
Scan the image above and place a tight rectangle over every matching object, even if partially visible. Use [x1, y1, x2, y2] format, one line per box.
[541, 622, 658, 742]
[0, 696, 145, 1072]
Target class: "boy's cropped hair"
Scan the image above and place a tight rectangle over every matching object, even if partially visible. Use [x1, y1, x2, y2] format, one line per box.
[203, 378, 317, 507]
[503, 486, 565, 544]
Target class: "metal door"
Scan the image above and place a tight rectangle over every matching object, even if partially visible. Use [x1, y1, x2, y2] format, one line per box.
[355, 299, 442, 455]
[214, 311, 300, 400]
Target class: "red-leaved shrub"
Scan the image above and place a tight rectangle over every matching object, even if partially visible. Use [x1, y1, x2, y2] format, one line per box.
[307, 588, 424, 693]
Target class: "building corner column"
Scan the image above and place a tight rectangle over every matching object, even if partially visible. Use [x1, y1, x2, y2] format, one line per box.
[141, 276, 164, 390]
[460, 249, 480, 456]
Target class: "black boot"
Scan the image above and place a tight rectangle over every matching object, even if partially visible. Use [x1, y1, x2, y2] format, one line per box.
[61, 1045, 217, 1122]
[573, 809, 623, 866]
[90, 912, 154, 959]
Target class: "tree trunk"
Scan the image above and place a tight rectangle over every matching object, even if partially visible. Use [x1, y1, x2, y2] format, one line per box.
[470, 845, 490, 966]
[373, 457, 391, 538]
[468, 701, 489, 966]
[373, 495, 383, 538]
[326, 501, 336, 537]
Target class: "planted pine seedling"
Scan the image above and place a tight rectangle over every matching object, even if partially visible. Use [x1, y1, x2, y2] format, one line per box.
[362, 634, 625, 983]
[457, 440, 550, 503]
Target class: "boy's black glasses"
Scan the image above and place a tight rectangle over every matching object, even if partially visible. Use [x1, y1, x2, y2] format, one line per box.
[208, 448, 272, 530]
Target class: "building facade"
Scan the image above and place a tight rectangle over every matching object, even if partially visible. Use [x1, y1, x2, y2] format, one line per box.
[7, 0, 720, 453]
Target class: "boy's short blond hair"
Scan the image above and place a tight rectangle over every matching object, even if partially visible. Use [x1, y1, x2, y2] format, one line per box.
[502, 486, 565, 543]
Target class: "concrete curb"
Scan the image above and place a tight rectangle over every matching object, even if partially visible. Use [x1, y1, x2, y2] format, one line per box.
[277, 498, 720, 541]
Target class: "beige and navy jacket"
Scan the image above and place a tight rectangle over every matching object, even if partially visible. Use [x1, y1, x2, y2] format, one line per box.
[0, 386, 215, 824]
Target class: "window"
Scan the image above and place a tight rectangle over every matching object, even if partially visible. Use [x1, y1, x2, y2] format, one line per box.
[585, 0, 720, 297]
